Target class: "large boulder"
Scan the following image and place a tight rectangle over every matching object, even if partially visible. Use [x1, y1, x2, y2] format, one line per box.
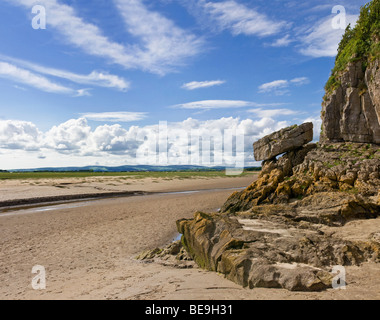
[253, 123, 314, 161]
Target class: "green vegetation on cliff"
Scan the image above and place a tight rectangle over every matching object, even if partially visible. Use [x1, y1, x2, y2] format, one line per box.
[325, 0, 380, 94]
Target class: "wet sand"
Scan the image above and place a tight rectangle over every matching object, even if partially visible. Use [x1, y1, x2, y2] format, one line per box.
[0, 174, 379, 300]
[0, 175, 258, 203]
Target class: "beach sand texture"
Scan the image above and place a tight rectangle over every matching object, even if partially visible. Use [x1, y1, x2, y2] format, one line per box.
[0, 174, 379, 300]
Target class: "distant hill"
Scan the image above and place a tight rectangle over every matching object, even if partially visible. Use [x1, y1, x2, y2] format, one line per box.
[9, 165, 260, 173]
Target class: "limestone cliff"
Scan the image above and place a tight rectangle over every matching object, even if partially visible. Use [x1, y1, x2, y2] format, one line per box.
[321, 0, 380, 144]
[321, 60, 380, 144]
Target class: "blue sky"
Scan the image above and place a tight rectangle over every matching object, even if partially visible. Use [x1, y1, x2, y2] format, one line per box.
[0, 0, 368, 169]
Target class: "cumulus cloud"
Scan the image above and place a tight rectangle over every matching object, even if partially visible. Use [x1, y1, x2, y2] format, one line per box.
[0, 116, 299, 169]
[181, 80, 226, 90]
[0, 112, 323, 170]
[0, 119, 42, 151]
[44, 118, 92, 153]
[88, 124, 141, 155]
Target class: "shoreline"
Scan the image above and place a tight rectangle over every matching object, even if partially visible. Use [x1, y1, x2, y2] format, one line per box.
[0, 174, 258, 202]
[0, 175, 258, 300]
[0, 191, 151, 209]
[0, 186, 245, 216]
[1, 173, 379, 300]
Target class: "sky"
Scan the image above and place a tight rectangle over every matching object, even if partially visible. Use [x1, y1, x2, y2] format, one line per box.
[0, 0, 369, 170]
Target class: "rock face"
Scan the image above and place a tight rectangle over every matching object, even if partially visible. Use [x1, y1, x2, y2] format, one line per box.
[222, 142, 380, 213]
[366, 59, 380, 121]
[177, 206, 380, 291]
[177, 142, 380, 292]
[253, 122, 314, 161]
[321, 61, 380, 144]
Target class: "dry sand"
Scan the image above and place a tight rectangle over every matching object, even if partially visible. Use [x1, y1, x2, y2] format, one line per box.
[0, 174, 379, 300]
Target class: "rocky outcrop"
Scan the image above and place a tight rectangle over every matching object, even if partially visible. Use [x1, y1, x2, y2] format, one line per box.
[176, 142, 380, 292]
[177, 207, 380, 291]
[321, 61, 380, 144]
[222, 142, 380, 213]
[253, 123, 314, 161]
[173, 7, 380, 292]
[222, 143, 317, 212]
[136, 240, 195, 269]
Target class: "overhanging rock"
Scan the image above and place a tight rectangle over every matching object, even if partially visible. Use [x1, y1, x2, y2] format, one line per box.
[253, 122, 314, 161]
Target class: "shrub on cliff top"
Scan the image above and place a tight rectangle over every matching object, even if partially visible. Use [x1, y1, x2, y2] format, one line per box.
[325, 0, 380, 94]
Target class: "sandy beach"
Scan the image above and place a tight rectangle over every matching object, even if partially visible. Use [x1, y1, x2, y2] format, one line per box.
[0, 173, 379, 300]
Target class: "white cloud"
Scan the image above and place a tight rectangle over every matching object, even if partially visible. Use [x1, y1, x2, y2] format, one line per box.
[0, 120, 42, 151]
[1, 56, 131, 92]
[258, 77, 309, 95]
[0, 55, 130, 93]
[299, 14, 359, 58]
[88, 124, 140, 154]
[0, 116, 296, 169]
[248, 108, 298, 118]
[11, 0, 134, 66]
[10, 0, 204, 75]
[172, 100, 257, 110]
[199, 0, 288, 37]
[269, 35, 293, 47]
[44, 118, 92, 152]
[258, 80, 288, 93]
[303, 116, 322, 142]
[181, 80, 226, 90]
[0, 61, 81, 95]
[81, 112, 148, 122]
[114, 0, 204, 74]
[290, 77, 310, 85]
[75, 89, 92, 97]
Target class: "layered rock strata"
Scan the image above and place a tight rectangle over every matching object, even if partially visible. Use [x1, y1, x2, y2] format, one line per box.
[175, 140, 380, 292]
[253, 122, 314, 161]
[321, 61, 380, 144]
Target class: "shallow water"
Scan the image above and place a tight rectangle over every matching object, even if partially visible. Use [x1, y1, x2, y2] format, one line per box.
[0, 187, 244, 217]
